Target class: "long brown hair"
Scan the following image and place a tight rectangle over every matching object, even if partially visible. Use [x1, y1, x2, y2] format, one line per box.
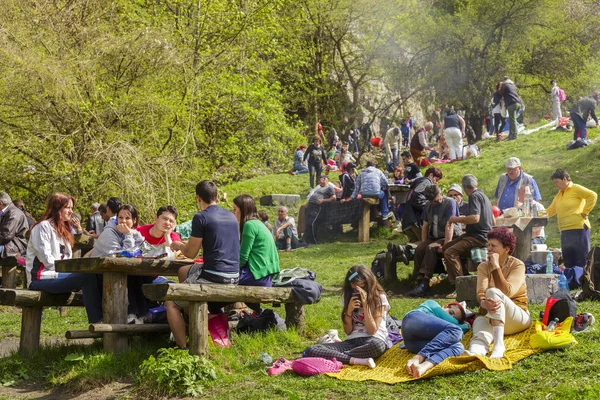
[233, 194, 259, 236]
[37, 193, 75, 246]
[342, 264, 385, 322]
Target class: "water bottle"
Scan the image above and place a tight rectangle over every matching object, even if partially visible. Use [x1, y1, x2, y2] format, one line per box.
[260, 353, 273, 365]
[558, 270, 569, 292]
[547, 318, 559, 331]
[523, 186, 533, 217]
[545, 251, 553, 274]
[429, 273, 448, 287]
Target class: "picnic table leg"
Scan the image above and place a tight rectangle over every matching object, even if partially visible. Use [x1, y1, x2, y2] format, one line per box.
[512, 225, 532, 262]
[358, 203, 371, 243]
[103, 272, 129, 354]
[188, 302, 209, 356]
[19, 306, 42, 356]
[2, 265, 18, 289]
[284, 303, 305, 335]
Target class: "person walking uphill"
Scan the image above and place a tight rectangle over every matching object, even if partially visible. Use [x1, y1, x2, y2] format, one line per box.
[569, 92, 599, 141]
[439, 109, 465, 161]
[498, 77, 524, 141]
[303, 136, 328, 188]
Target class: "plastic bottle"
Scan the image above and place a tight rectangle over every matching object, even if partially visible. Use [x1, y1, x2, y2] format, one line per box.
[429, 273, 448, 287]
[547, 318, 559, 331]
[260, 353, 273, 365]
[558, 270, 569, 292]
[523, 186, 533, 217]
[546, 251, 553, 274]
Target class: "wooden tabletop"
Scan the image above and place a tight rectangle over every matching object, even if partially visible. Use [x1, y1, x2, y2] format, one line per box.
[55, 257, 194, 276]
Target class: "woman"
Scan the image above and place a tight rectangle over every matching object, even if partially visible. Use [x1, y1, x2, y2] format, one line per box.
[546, 169, 597, 268]
[304, 265, 389, 368]
[466, 228, 531, 359]
[91, 204, 148, 324]
[232, 195, 280, 305]
[303, 136, 327, 188]
[439, 108, 465, 161]
[491, 82, 505, 139]
[26, 193, 102, 323]
[290, 145, 309, 175]
[340, 163, 356, 201]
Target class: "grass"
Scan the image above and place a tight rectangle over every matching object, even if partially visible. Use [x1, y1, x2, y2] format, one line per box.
[1, 124, 600, 399]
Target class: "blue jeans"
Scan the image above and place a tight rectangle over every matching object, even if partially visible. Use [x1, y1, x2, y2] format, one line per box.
[571, 113, 587, 141]
[29, 273, 103, 323]
[308, 163, 322, 188]
[401, 310, 464, 365]
[293, 164, 309, 174]
[386, 147, 399, 171]
[362, 190, 389, 215]
[561, 226, 590, 268]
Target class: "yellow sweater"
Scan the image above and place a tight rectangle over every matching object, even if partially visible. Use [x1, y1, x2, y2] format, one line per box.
[546, 182, 597, 231]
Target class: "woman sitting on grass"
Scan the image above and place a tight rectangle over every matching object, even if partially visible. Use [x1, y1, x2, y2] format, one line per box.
[304, 265, 390, 368]
[402, 299, 469, 378]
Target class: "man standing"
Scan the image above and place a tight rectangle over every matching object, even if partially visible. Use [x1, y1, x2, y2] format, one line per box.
[352, 161, 393, 220]
[167, 180, 240, 349]
[442, 175, 493, 298]
[273, 206, 301, 251]
[382, 126, 401, 171]
[85, 202, 105, 238]
[0, 192, 29, 260]
[304, 175, 336, 244]
[498, 76, 524, 141]
[550, 79, 562, 122]
[494, 157, 541, 211]
[406, 185, 461, 297]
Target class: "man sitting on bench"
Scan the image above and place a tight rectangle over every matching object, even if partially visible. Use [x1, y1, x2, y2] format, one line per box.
[169, 180, 240, 349]
[0, 191, 29, 261]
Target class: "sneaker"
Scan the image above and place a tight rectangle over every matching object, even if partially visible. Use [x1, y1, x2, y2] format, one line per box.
[382, 212, 394, 220]
[268, 358, 294, 376]
[445, 290, 457, 299]
[406, 280, 429, 298]
[317, 334, 334, 344]
[127, 313, 137, 324]
[328, 329, 342, 343]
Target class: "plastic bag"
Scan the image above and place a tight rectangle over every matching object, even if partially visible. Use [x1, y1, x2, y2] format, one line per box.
[530, 317, 577, 350]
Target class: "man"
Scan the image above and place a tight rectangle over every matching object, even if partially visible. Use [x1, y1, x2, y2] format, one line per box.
[401, 151, 422, 183]
[406, 185, 461, 297]
[85, 202, 105, 238]
[409, 123, 433, 164]
[137, 205, 181, 247]
[98, 203, 110, 224]
[494, 157, 541, 211]
[351, 161, 393, 220]
[550, 79, 562, 121]
[569, 91, 599, 141]
[167, 180, 240, 349]
[498, 76, 524, 141]
[442, 174, 493, 298]
[401, 167, 443, 243]
[273, 206, 300, 251]
[12, 200, 35, 228]
[303, 175, 337, 244]
[448, 183, 469, 216]
[0, 192, 29, 259]
[382, 126, 401, 171]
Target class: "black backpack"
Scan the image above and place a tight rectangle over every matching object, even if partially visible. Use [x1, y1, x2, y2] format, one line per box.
[371, 250, 387, 279]
[581, 246, 600, 301]
[541, 291, 577, 330]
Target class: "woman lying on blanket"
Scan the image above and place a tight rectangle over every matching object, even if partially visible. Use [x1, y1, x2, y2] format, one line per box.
[304, 265, 390, 368]
[466, 227, 532, 359]
[403, 299, 469, 378]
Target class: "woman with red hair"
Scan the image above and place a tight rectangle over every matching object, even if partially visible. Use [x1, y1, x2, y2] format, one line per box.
[466, 227, 531, 359]
[26, 193, 103, 323]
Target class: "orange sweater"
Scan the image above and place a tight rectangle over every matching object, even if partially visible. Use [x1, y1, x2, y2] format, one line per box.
[476, 256, 528, 310]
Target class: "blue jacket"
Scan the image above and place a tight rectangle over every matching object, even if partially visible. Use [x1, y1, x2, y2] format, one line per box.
[352, 166, 387, 198]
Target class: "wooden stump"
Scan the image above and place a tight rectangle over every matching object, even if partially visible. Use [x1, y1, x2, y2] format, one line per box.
[383, 251, 398, 282]
[189, 302, 209, 356]
[358, 198, 379, 243]
[284, 303, 305, 335]
[19, 307, 42, 356]
[1, 265, 19, 289]
[102, 272, 129, 354]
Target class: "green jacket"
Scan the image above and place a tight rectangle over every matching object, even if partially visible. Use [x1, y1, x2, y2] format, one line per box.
[240, 220, 280, 280]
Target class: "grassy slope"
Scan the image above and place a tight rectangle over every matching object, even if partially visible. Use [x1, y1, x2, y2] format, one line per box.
[1, 125, 600, 399]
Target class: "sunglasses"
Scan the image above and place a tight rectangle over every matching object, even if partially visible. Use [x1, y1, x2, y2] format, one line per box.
[448, 193, 461, 198]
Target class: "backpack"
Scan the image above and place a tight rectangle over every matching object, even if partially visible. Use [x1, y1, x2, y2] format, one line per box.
[558, 88, 566, 102]
[371, 250, 387, 279]
[541, 291, 577, 329]
[581, 246, 600, 301]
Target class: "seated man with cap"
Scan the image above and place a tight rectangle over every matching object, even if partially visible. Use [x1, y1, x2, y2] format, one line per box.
[494, 157, 541, 212]
[447, 183, 469, 216]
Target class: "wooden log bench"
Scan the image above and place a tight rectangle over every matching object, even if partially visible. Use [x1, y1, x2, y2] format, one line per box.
[0, 288, 84, 356]
[358, 197, 380, 243]
[143, 283, 307, 356]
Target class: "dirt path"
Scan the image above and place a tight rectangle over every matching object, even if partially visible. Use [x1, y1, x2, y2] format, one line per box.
[0, 381, 133, 400]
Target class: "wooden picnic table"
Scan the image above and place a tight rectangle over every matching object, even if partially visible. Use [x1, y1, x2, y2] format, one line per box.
[495, 216, 548, 262]
[388, 183, 410, 205]
[55, 257, 193, 354]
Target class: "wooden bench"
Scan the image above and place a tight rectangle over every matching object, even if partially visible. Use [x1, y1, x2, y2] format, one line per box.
[142, 283, 307, 356]
[0, 288, 84, 356]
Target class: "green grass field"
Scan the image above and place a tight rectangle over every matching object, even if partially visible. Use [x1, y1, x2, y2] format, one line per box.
[1, 125, 600, 399]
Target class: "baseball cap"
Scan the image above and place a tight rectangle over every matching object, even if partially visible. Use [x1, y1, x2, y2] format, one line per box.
[505, 157, 521, 168]
[346, 162, 356, 170]
[448, 183, 463, 196]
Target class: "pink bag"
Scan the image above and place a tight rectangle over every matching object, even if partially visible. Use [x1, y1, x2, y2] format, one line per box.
[208, 314, 231, 347]
[292, 357, 343, 376]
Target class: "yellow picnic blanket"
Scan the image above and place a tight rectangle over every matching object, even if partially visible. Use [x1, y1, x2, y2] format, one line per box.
[326, 324, 540, 384]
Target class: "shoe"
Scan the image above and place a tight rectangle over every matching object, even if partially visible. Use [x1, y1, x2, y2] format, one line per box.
[388, 243, 409, 266]
[317, 334, 334, 344]
[328, 329, 342, 343]
[406, 280, 429, 298]
[382, 212, 394, 221]
[268, 358, 294, 376]
[127, 313, 137, 324]
[445, 290, 457, 299]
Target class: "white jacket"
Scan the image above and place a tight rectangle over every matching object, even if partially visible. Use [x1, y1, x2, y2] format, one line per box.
[26, 220, 72, 284]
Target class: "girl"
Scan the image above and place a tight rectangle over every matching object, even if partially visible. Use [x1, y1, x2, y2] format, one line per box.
[402, 299, 469, 378]
[290, 145, 309, 175]
[26, 193, 103, 323]
[91, 204, 148, 323]
[304, 265, 390, 368]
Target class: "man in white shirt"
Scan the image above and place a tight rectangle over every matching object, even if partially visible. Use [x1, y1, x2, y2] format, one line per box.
[273, 206, 300, 251]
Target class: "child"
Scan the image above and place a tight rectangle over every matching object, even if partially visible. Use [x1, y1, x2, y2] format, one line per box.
[402, 299, 469, 378]
[401, 120, 410, 148]
[304, 265, 390, 368]
[257, 210, 273, 233]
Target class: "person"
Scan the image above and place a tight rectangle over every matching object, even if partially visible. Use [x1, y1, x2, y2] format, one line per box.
[328, 128, 338, 149]
[303, 175, 336, 245]
[85, 202, 105, 238]
[430, 106, 442, 142]
[304, 265, 390, 368]
[25, 193, 102, 323]
[447, 183, 469, 216]
[0, 192, 29, 260]
[409, 123, 433, 165]
[569, 91, 599, 141]
[443, 174, 493, 298]
[494, 157, 541, 212]
[401, 151, 422, 183]
[546, 169, 597, 268]
[273, 206, 301, 251]
[438, 109, 465, 161]
[406, 185, 461, 297]
[351, 161, 393, 220]
[403, 300, 469, 378]
[233, 195, 280, 301]
[498, 77, 524, 141]
[401, 167, 443, 243]
[303, 136, 328, 188]
[168, 180, 240, 349]
[383, 126, 401, 171]
[137, 205, 181, 248]
[290, 145, 309, 175]
[550, 79, 562, 122]
[98, 203, 110, 224]
[340, 162, 356, 201]
[401, 119, 410, 148]
[91, 204, 148, 323]
[12, 199, 36, 228]
[257, 210, 273, 233]
[432, 134, 450, 160]
[466, 228, 531, 359]
[392, 165, 404, 184]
